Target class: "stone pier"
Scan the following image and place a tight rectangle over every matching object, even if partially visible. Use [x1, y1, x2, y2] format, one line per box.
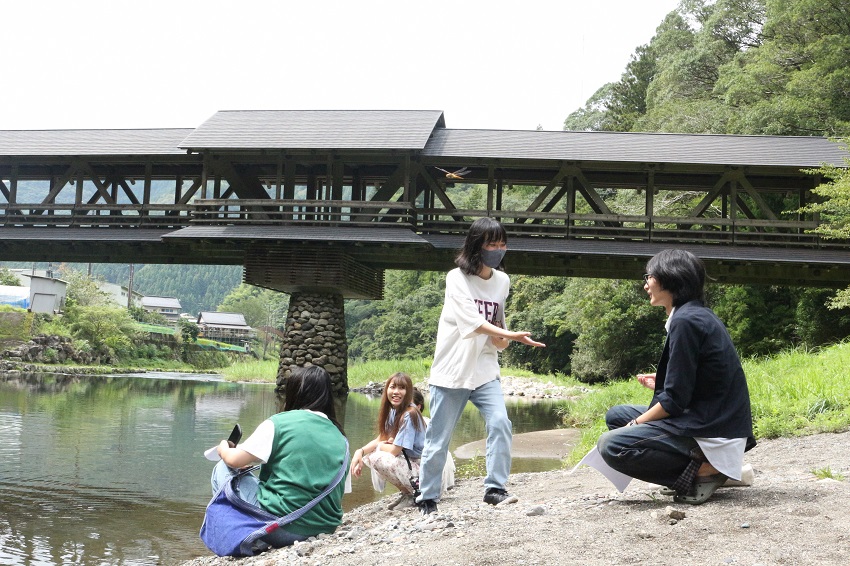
[276, 292, 349, 396]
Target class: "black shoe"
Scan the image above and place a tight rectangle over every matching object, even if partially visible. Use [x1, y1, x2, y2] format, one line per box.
[417, 498, 438, 515]
[483, 487, 512, 505]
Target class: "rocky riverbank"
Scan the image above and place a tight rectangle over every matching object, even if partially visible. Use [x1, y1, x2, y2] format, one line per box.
[353, 374, 589, 400]
[183, 429, 850, 565]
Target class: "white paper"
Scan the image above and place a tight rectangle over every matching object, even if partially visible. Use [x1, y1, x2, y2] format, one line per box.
[204, 445, 221, 461]
[571, 446, 633, 492]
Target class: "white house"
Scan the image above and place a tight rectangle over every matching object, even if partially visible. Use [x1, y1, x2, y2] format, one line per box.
[141, 296, 183, 325]
[98, 281, 143, 309]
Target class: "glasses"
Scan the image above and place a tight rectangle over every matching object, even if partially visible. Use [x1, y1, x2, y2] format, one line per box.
[643, 274, 653, 283]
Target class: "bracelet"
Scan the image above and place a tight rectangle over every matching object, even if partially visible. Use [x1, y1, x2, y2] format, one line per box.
[626, 419, 639, 427]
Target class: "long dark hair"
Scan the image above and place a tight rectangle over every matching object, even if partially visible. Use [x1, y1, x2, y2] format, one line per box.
[455, 217, 508, 275]
[377, 372, 424, 440]
[283, 366, 345, 435]
[645, 249, 706, 307]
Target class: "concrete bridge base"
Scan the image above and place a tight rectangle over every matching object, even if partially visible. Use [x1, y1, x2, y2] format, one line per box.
[276, 291, 349, 396]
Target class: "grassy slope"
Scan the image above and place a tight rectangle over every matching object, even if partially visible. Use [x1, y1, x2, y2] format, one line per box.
[562, 341, 850, 464]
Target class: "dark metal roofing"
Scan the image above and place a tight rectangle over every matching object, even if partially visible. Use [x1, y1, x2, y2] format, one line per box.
[0, 129, 194, 157]
[162, 225, 431, 245]
[179, 110, 446, 151]
[421, 129, 850, 168]
[0, 111, 846, 169]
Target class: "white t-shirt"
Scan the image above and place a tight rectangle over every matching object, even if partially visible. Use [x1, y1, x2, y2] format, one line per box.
[429, 267, 509, 390]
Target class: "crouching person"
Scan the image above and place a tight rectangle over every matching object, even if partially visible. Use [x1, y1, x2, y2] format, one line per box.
[597, 249, 756, 505]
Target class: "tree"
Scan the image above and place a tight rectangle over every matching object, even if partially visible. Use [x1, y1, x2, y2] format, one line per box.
[346, 270, 445, 361]
[799, 138, 850, 309]
[501, 275, 575, 375]
[0, 267, 20, 286]
[218, 284, 289, 329]
[714, 0, 850, 135]
[563, 84, 617, 132]
[58, 266, 111, 307]
[66, 304, 138, 357]
[558, 278, 666, 383]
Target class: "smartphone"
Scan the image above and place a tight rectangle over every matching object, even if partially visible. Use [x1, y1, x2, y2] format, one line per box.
[227, 423, 242, 447]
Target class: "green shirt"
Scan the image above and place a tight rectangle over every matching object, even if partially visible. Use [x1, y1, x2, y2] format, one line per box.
[256, 410, 347, 536]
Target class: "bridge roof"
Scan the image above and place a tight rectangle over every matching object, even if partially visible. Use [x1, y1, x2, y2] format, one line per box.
[0, 110, 846, 168]
[421, 129, 849, 168]
[179, 110, 447, 151]
[0, 128, 194, 156]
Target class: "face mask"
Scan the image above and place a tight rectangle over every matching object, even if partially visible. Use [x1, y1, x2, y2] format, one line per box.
[481, 248, 506, 268]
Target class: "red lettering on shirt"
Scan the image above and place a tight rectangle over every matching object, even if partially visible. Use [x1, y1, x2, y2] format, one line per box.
[475, 299, 501, 326]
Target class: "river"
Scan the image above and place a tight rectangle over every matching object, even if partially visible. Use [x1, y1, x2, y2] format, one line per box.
[0, 371, 566, 565]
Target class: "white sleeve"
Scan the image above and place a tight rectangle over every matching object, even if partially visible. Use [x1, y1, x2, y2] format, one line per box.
[237, 419, 275, 463]
[445, 271, 487, 339]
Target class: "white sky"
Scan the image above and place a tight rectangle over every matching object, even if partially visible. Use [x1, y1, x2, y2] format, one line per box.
[1, 0, 680, 132]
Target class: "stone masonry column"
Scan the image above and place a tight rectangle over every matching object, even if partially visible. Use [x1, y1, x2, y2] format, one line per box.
[276, 292, 348, 396]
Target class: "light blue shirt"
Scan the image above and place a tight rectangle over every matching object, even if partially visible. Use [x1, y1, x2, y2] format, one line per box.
[390, 409, 426, 459]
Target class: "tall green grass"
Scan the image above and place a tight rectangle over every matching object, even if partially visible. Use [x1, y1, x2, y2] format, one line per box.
[347, 358, 433, 388]
[745, 342, 850, 438]
[220, 359, 278, 382]
[218, 356, 551, 388]
[560, 341, 850, 465]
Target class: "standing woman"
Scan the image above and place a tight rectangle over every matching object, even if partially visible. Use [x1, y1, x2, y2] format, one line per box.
[416, 217, 545, 515]
[597, 249, 756, 504]
[349, 372, 426, 509]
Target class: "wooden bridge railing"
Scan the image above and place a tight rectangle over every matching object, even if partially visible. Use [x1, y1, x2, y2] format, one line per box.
[0, 203, 193, 228]
[0, 198, 839, 249]
[190, 199, 415, 226]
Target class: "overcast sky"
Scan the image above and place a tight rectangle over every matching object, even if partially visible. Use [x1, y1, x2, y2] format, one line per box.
[2, 0, 680, 132]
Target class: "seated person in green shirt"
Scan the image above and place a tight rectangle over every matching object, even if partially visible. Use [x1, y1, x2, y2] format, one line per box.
[210, 366, 350, 547]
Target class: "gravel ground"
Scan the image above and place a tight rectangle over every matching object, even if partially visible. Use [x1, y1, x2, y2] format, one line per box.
[183, 425, 850, 566]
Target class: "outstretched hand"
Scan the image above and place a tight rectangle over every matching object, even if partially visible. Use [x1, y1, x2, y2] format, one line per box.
[636, 373, 656, 389]
[513, 332, 546, 348]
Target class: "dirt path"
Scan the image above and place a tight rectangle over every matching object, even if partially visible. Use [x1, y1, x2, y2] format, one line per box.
[183, 430, 850, 566]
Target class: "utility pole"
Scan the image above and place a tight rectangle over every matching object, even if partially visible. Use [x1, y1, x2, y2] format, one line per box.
[127, 264, 135, 309]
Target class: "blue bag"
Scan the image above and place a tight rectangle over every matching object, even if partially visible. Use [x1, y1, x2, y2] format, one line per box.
[200, 440, 349, 557]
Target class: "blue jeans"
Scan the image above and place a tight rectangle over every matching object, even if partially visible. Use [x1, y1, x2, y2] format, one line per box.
[210, 461, 309, 548]
[418, 379, 512, 500]
[597, 404, 698, 488]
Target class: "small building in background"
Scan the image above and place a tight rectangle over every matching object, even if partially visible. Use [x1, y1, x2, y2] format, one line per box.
[2, 268, 68, 314]
[99, 281, 143, 309]
[141, 296, 183, 325]
[25, 275, 68, 313]
[196, 312, 256, 345]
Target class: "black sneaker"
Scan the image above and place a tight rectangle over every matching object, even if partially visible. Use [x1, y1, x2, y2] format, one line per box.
[417, 498, 438, 515]
[483, 487, 512, 505]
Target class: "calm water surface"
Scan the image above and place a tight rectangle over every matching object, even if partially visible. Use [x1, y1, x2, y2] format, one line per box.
[0, 371, 566, 565]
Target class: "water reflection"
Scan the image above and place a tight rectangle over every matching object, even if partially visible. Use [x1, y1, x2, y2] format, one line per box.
[0, 372, 566, 565]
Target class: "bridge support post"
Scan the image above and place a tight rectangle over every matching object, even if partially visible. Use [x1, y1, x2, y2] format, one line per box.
[276, 291, 349, 396]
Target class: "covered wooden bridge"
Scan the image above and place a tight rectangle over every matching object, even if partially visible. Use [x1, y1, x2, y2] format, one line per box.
[2, 110, 848, 390]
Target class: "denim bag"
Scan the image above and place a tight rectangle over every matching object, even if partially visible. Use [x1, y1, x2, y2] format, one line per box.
[200, 439, 349, 557]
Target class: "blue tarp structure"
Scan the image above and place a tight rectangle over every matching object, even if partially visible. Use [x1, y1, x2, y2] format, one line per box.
[0, 285, 30, 309]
